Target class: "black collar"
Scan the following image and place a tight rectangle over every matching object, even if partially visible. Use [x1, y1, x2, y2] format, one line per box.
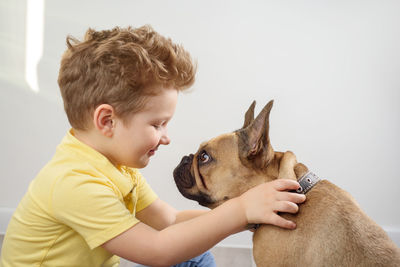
[295, 171, 321, 194]
[247, 171, 321, 231]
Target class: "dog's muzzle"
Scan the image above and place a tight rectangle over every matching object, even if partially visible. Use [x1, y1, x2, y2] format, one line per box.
[173, 154, 216, 207]
[173, 154, 196, 189]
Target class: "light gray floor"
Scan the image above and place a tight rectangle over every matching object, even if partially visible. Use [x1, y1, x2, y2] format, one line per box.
[0, 235, 253, 267]
[210, 246, 254, 267]
[120, 246, 254, 267]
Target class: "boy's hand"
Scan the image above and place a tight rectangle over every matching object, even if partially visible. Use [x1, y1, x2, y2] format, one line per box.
[238, 179, 306, 229]
[103, 179, 304, 265]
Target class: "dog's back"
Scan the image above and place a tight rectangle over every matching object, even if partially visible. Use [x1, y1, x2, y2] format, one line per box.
[253, 180, 400, 267]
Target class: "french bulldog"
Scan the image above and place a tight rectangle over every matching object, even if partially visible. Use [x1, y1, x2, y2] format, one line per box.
[173, 100, 400, 266]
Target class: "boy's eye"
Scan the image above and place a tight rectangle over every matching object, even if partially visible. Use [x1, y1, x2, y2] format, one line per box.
[199, 151, 211, 163]
[152, 123, 162, 129]
[153, 121, 167, 129]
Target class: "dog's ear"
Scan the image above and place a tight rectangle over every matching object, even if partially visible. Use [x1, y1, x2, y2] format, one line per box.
[242, 101, 256, 128]
[238, 100, 275, 169]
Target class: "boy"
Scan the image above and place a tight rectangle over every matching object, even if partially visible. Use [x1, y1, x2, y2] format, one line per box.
[0, 25, 305, 266]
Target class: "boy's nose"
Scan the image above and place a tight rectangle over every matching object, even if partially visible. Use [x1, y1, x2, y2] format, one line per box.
[160, 133, 171, 145]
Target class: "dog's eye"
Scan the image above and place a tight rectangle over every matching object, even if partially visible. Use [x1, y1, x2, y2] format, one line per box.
[199, 151, 211, 164]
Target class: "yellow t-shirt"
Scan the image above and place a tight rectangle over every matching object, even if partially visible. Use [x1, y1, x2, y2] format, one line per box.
[1, 130, 158, 267]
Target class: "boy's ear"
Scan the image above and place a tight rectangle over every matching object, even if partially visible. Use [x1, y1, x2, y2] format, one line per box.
[93, 104, 115, 137]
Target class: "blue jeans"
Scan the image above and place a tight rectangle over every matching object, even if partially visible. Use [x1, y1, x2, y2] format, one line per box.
[134, 251, 216, 267]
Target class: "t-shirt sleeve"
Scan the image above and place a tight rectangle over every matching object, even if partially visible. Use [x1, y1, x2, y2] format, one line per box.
[51, 175, 138, 249]
[132, 169, 158, 213]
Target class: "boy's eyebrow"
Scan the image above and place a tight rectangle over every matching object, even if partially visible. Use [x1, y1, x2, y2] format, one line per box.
[150, 115, 173, 124]
[159, 115, 173, 121]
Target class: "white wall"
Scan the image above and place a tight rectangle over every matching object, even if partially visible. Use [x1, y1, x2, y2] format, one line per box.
[1, 0, 399, 247]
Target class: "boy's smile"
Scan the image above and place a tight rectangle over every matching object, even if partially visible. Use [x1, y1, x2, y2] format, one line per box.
[110, 88, 178, 168]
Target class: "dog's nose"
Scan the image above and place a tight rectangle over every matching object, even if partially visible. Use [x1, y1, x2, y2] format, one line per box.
[181, 154, 194, 164]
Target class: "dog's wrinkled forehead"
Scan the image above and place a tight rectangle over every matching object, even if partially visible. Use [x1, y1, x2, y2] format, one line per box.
[198, 133, 237, 152]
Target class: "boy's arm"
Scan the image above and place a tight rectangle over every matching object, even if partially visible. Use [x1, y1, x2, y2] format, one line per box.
[102, 179, 305, 267]
[136, 198, 207, 230]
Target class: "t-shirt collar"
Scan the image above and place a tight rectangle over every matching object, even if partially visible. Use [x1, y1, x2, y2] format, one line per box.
[57, 129, 135, 197]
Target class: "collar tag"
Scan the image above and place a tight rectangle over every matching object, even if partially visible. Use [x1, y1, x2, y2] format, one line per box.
[296, 171, 321, 194]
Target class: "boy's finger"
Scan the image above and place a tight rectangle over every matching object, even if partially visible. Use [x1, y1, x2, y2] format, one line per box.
[274, 201, 299, 214]
[272, 179, 301, 191]
[269, 213, 296, 229]
[277, 192, 306, 203]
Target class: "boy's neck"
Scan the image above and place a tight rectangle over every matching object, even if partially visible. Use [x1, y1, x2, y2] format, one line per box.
[73, 128, 115, 165]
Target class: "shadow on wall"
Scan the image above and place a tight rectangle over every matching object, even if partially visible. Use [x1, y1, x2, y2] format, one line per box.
[0, 80, 69, 210]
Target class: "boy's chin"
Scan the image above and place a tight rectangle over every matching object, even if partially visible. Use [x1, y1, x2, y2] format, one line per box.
[130, 157, 150, 169]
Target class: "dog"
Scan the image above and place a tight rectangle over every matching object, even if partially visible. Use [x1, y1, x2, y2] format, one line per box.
[173, 100, 400, 266]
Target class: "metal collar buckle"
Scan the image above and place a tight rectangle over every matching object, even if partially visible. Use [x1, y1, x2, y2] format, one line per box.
[296, 171, 321, 194]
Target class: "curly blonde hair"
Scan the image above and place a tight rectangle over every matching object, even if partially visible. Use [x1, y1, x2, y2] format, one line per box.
[58, 25, 196, 130]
